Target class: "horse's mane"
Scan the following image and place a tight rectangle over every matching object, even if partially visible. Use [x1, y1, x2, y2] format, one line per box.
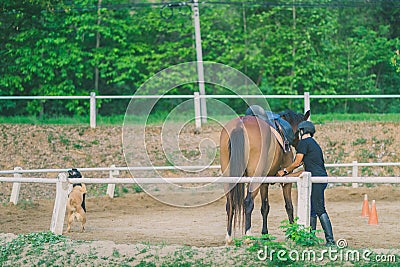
[279, 109, 304, 126]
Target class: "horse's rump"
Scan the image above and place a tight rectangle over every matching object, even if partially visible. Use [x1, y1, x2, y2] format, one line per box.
[220, 116, 279, 230]
[220, 116, 278, 180]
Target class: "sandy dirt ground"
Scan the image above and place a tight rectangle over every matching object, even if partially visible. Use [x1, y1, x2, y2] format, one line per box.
[1, 121, 400, 263]
[1, 185, 400, 249]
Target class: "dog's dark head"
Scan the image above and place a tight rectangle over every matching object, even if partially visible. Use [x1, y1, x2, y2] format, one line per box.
[68, 168, 83, 187]
[68, 168, 82, 178]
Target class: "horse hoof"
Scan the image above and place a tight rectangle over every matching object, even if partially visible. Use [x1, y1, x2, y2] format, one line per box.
[225, 233, 233, 245]
[245, 230, 253, 237]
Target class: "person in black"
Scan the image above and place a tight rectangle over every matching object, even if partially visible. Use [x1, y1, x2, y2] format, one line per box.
[68, 168, 86, 212]
[277, 121, 335, 246]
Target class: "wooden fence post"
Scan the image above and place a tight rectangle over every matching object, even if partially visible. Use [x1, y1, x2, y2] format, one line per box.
[10, 167, 22, 205]
[304, 92, 310, 120]
[106, 164, 119, 198]
[297, 172, 311, 227]
[352, 161, 359, 188]
[194, 92, 202, 132]
[193, 92, 201, 133]
[50, 172, 69, 235]
[90, 92, 96, 128]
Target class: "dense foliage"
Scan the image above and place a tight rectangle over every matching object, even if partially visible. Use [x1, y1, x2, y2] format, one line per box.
[1, 0, 399, 116]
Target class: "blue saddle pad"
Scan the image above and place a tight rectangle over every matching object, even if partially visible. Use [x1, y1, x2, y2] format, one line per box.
[265, 111, 294, 145]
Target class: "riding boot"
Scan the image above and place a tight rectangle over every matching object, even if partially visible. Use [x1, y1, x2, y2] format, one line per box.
[310, 216, 317, 231]
[319, 213, 335, 246]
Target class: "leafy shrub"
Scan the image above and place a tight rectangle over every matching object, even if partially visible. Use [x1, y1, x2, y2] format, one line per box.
[280, 218, 323, 247]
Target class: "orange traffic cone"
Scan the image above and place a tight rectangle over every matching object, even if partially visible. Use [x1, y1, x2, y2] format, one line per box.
[368, 200, 378, 225]
[361, 194, 370, 217]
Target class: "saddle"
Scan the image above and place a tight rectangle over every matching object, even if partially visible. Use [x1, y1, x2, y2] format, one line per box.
[267, 111, 295, 151]
[250, 110, 294, 152]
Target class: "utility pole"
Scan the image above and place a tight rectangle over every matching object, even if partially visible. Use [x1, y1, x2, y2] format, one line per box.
[94, 0, 102, 93]
[192, 0, 207, 123]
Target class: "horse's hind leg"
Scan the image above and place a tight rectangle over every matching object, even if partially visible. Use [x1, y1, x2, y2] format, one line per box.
[244, 183, 260, 236]
[282, 183, 294, 224]
[225, 185, 234, 245]
[244, 189, 253, 235]
[260, 184, 270, 235]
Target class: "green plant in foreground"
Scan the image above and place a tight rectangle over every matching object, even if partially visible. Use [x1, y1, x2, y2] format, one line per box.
[234, 234, 296, 266]
[112, 248, 121, 258]
[0, 231, 66, 264]
[280, 218, 323, 247]
[232, 219, 327, 266]
[352, 138, 367, 145]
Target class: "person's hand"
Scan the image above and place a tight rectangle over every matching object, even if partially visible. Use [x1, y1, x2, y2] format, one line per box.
[277, 170, 285, 177]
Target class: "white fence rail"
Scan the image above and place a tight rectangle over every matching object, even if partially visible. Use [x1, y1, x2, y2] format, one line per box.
[1, 161, 400, 202]
[1, 92, 399, 128]
[1, 172, 400, 235]
[1, 161, 399, 175]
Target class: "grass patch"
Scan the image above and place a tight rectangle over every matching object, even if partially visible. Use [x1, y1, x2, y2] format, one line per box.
[312, 113, 400, 123]
[0, 115, 90, 125]
[1, 230, 398, 266]
[1, 231, 66, 264]
[0, 113, 399, 126]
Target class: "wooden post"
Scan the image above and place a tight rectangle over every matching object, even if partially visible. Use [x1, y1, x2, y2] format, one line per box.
[106, 164, 119, 198]
[297, 172, 311, 227]
[194, 92, 201, 132]
[352, 160, 359, 188]
[10, 167, 22, 205]
[90, 92, 96, 128]
[304, 92, 310, 120]
[50, 173, 69, 235]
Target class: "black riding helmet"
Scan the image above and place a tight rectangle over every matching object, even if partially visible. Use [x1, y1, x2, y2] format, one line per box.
[297, 121, 316, 137]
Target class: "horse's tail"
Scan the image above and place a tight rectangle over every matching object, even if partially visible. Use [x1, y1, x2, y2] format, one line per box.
[228, 126, 246, 230]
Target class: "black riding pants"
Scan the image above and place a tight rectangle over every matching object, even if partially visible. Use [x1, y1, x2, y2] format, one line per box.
[310, 183, 328, 217]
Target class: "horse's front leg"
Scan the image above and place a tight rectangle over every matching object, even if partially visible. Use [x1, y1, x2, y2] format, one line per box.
[260, 184, 270, 235]
[244, 183, 260, 236]
[282, 183, 294, 224]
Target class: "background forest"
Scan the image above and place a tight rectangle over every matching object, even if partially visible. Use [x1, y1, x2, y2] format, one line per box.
[1, 0, 400, 117]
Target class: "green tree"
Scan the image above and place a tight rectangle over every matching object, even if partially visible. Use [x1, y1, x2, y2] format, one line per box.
[1, 0, 399, 116]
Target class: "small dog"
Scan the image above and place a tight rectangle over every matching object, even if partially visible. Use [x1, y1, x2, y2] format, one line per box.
[66, 184, 87, 232]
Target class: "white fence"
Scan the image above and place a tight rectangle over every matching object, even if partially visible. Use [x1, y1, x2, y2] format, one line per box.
[1, 172, 400, 235]
[1, 92, 399, 128]
[1, 161, 400, 204]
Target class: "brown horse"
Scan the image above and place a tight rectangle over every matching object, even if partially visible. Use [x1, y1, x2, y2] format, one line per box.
[220, 109, 310, 244]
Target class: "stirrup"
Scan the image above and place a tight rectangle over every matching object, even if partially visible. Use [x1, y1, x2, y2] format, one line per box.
[284, 140, 291, 153]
